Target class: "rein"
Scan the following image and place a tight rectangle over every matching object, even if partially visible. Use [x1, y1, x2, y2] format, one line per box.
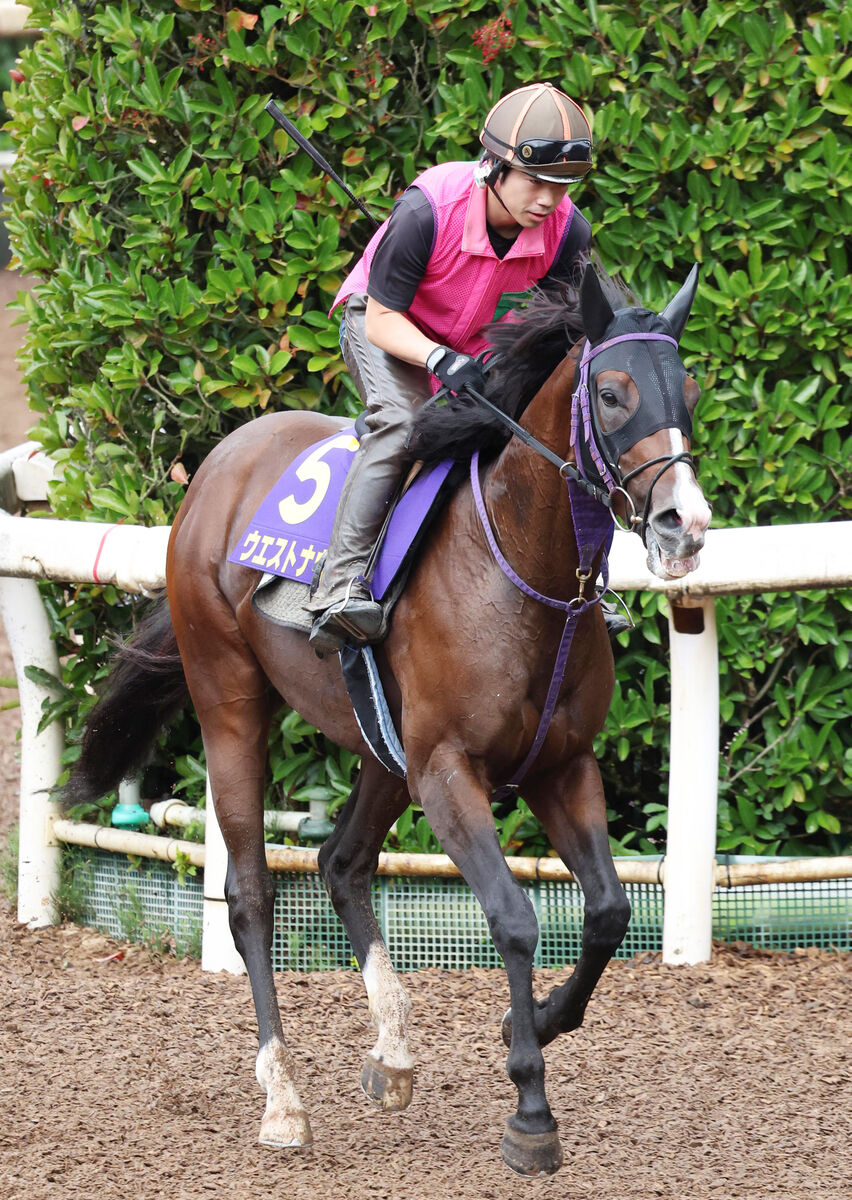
[463, 383, 613, 507]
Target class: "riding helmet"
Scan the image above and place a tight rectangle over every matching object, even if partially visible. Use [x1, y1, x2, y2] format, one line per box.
[479, 82, 593, 184]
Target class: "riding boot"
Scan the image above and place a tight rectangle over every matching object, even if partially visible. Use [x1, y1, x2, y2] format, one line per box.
[307, 292, 431, 654]
[307, 438, 404, 653]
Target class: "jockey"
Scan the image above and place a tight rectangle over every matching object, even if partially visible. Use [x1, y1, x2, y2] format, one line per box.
[308, 82, 595, 653]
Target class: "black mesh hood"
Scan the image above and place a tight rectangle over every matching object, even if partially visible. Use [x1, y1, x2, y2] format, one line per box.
[588, 308, 693, 459]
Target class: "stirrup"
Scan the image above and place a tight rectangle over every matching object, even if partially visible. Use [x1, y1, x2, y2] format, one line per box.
[308, 578, 386, 656]
[598, 588, 634, 636]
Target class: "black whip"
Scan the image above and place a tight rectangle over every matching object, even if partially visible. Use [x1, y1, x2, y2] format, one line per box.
[264, 99, 380, 230]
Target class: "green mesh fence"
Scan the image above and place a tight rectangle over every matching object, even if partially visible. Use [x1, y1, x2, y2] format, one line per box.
[61, 847, 852, 966]
[269, 872, 666, 970]
[713, 879, 852, 951]
[63, 846, 203, 958]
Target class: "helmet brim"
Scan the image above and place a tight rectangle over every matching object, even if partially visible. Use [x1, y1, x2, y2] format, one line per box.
[511, 160, 593, 184]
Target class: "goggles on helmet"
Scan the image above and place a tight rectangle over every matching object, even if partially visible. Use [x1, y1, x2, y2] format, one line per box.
[488, 132, 593, 175]
[517, 137, 592, 167]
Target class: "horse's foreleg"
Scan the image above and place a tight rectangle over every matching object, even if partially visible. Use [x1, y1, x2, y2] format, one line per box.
[516, 754, 631, 1048]
[317, 762, 413, 1110]
[415, 758, 563, 1178]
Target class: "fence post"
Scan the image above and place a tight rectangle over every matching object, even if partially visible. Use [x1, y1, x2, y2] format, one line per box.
[201, 773, 246, 974]
[0, 575, 65, 926]
[662, 596, 719, 964]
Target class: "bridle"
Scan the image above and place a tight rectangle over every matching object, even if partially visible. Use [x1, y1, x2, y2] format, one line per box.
[458, 322, 700, 794]
[461, 328, 697, 546]
[459, 326, 698, 796]
[570, 331, 697, 544]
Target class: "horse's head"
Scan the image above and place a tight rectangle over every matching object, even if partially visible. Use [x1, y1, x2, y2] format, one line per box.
[574, 265, 711, 579]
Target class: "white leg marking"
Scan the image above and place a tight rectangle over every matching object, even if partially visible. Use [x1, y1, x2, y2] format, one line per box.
[256, 1040, 312, 1147]
[362, 942, 414, 1070]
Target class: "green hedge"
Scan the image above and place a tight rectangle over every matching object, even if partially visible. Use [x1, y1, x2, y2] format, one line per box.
[4, 0, 851, 856]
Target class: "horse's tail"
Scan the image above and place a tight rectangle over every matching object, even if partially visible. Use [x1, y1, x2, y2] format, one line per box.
[58, 597, 188, 808]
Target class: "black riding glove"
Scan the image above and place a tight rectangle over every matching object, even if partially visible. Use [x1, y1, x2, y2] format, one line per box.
[426, 346, 487, 396]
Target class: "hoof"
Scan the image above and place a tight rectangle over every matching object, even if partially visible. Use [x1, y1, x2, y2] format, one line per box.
[360, 1053, 413, 1111]
[258, 1109, 313, 1149]
[502, 1001, 553, 1049]
[501, 1122, 563, 1178]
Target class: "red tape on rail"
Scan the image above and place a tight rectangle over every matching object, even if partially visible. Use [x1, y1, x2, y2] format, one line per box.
[91, 523, 122, 584]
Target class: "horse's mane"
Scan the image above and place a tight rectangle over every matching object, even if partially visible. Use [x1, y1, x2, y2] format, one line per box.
[408, 264, 632, 468]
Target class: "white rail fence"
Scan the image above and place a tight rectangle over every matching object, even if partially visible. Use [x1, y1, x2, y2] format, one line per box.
[1, 442, 851, 970]
[0, 3, 31, 36]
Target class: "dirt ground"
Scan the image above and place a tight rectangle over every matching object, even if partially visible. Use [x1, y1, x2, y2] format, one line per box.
[1, 272, 851, 1200]
[0, 903, 849, 1200]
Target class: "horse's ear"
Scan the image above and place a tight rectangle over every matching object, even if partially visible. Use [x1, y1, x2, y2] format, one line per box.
[580, 262, 615, 344]
[661, 264, 699, 342]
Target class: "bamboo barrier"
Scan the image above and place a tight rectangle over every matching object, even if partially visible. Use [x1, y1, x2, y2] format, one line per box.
[716, 856, 852, 888]
[263, 844, 667, 884]
[52, 819, 205, 870]
[53, 820, 852, 888]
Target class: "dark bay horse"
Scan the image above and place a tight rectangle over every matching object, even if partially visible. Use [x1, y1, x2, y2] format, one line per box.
[64, 266, 711, 1177]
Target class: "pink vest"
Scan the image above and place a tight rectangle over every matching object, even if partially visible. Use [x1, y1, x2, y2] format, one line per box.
[333, 161, 575, 358]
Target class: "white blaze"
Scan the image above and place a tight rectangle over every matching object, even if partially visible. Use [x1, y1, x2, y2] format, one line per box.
[667, 430, 711, 540]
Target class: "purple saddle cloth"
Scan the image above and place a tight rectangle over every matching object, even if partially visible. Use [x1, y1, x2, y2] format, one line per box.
[228, 425, 453, 600]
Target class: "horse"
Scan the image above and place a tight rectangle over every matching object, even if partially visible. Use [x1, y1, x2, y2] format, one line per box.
[62, 264, 711, 1177]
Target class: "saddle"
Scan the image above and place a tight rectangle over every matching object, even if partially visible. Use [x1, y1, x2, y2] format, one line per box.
[230, 417, 460, 632]
[228, 421, 463, 775]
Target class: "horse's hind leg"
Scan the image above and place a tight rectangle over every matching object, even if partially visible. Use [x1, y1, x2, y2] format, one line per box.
[414, 756, 563, 1178]
[205, 706, 314, 1147]
[173, 603, 311, 1149]
[317, 760, 413, 1110]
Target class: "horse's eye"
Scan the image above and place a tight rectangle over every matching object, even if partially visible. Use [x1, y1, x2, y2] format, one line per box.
[599, 390, 619, 408]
